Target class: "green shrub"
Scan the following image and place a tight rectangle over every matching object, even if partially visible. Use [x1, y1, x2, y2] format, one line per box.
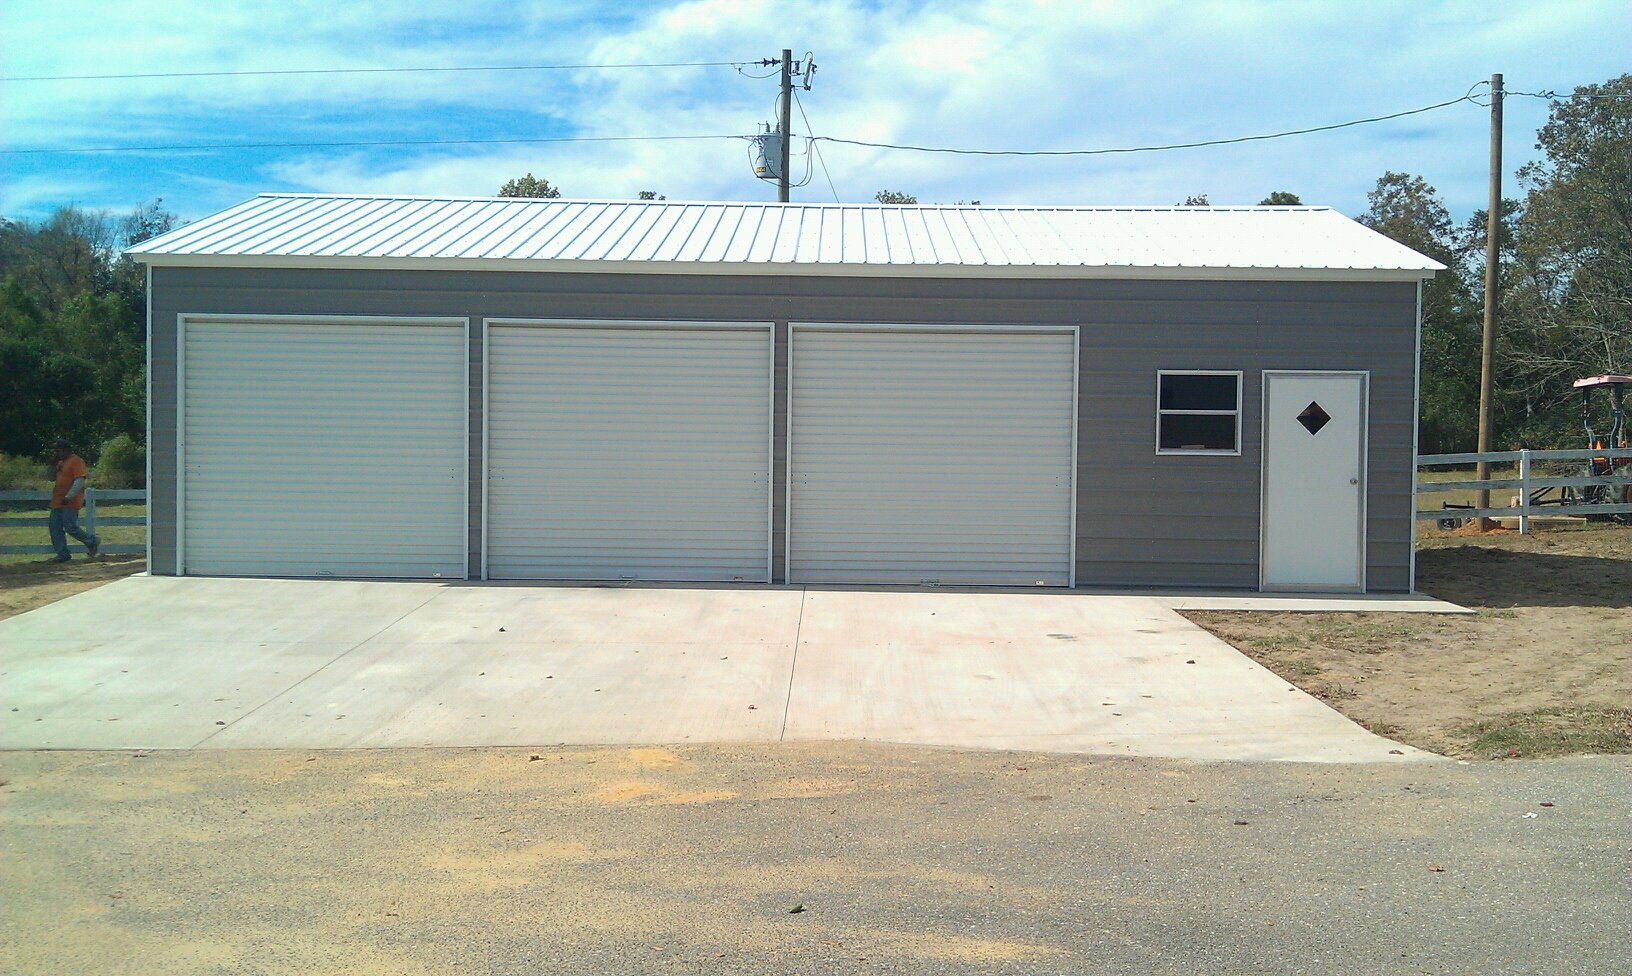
[91, 434, 145, 489]
[0, 452, 51, 490]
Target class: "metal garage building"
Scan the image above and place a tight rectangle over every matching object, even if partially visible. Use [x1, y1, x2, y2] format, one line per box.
[130, 194, 1440, 592]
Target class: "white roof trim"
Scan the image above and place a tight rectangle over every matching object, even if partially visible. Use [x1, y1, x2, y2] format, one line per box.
[133, 251, 1435, 281]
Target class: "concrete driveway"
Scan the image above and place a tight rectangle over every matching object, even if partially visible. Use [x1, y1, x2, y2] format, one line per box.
[1, 576, 1433, 762]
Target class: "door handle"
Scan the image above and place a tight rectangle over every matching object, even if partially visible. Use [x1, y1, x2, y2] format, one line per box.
[1349, 477, 1360, 485]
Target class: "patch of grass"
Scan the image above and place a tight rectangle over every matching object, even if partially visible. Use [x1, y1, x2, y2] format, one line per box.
[1481, 609, 1519, 620]
[1286, 659, 1323, 677]
[1308, 682, 1357, 703]
[1304, 619, 1415, 654]
[0, 501, 145, 566]
[1364, 721, 1405, 738]
[1460, 707, 1632, 759]
[1244, 633, 1305, 653]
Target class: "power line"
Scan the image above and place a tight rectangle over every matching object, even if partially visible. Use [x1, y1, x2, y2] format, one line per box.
[0, 134, 745, 156]
[810, 91, 1480, 157]
[6, 83, 1558, 161]
[792, 89, 840, 203]
[1506, 88, 1632, 100]
[1, 60, 754, 83]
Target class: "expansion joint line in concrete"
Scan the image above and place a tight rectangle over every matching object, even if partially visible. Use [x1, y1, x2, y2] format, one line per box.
[778, 588, 808, 741]
[185, 586, 450, 748]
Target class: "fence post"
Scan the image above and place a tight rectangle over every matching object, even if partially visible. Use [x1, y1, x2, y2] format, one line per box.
[85, 489, 97, 542]
[1518, 449, 1530, 535]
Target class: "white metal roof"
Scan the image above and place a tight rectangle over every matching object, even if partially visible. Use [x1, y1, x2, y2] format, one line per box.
[128, 193, 1443, 280]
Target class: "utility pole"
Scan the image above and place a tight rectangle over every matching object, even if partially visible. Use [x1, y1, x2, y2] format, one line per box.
[778, 48, 793, 202]
[1476, 73, 1503, 516]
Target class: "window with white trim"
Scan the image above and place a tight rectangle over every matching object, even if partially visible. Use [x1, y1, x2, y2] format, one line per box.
[1156, 370, 1242, 454]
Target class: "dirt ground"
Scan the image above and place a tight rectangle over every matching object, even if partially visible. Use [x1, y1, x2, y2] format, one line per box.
[1187, 525, 1632, 759]
[0, 555, 145, 622]
[2, 744, 1627, 975]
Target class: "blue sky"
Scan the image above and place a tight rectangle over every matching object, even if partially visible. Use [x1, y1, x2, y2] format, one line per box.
[2, 0, 1628, 224]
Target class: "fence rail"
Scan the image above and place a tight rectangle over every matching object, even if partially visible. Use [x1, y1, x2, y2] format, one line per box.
[0, 489, 147, 556]
[1417, 447, 1632, 531]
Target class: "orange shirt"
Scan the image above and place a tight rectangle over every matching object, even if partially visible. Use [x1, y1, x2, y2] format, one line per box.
[51, 455, 88, 510]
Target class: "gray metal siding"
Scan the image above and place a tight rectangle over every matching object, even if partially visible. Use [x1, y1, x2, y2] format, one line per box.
[149, 268, 1417, 590]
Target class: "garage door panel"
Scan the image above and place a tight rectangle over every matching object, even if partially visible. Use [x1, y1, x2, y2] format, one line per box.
[789, 327, 1076, 586]
[182, 318, 468, 579]
[486, 323, 771, 582]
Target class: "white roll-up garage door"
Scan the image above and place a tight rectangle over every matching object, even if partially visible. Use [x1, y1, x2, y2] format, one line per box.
[484, 321, 771, 582]
[788, 325, 1077, 585]
[180, 316, 469, 579]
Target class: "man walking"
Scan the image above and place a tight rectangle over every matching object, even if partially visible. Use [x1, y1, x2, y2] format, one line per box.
[48, 439, 100, 563]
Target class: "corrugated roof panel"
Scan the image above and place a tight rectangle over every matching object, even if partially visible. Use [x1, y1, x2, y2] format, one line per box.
[685, 205, 735, 262]
[720, 205, 763, 263]
[706, 204, 745, 261]
[411, 200, 499, 256]
[899, 208, 935, 264]
[391, 199, 477, 255]
[833, 208, 859, 264]
[192, 195, 321, 255]
[622, 204, 681, 261]
[470, 199, 551, 257]
[128, 194, 1444, 278]
[786, 207, 819, 264]
[961, 209, 1011, 266]
[924, 208, 972, 265]
[160, 195, 278, 254]
[613, 204, 669, 260]
[533, 202, 606, 259]
[460, 199, 545, 258]
[653, 204, 706, 261]
[558, 203, 626, 260]
[317, 198, 426, 255]
[252, 197, 379, 255]
[856, 207, 883, 264]
[580, 204, 646, 261]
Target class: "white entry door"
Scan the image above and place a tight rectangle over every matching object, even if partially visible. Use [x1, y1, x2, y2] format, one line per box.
[1261, 371, 1368, 591]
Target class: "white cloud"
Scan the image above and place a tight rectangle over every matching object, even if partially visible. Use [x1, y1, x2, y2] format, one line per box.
[3, 0, 1629, 218]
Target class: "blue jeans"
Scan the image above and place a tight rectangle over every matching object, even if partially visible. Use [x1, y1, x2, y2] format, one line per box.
[49, 507, 99, 560]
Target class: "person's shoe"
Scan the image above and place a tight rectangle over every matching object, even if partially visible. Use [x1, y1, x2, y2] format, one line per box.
[87, 541, 101, 559]
[50, 556, 70, 563]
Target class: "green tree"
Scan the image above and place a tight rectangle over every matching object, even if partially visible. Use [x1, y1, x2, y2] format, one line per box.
[1358, 172, 1483, 453]
[637, 190, 666, 200]
[0, 280, 97, 456]
[1179, 194, 1210, 206]
[497, 174, 561, 198]
[1258, 191, 1303, 206]
[1500, 74, 1632, 445]
[874, 190, 917, 204]
[0, 199, 173, 459]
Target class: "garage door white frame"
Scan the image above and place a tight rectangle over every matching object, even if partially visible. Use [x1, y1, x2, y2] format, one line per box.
[175, 313, 471, 579]
[786, 322, 1080, 587]
[479, 318, 775, 582]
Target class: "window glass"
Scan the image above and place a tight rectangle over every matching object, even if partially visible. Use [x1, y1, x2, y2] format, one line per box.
[1157, 372, 1240, 453]
[1158, 413, 1237, 451]
[1159, 373, 1238, 412]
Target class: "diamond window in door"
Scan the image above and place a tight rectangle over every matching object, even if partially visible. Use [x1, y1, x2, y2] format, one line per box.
[1297, 401, 1332, 435]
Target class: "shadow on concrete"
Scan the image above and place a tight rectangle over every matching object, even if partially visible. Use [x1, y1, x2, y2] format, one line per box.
[1417, 546, 1631, 609]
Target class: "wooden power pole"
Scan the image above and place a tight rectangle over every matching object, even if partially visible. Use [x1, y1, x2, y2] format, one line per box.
[778, 48, 793, 202]
[1476, 73, 1503, 515]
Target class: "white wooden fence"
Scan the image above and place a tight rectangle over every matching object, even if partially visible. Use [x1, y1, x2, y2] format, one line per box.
[0, 489, 147, 556]
[1417, 446, 1632, 533]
